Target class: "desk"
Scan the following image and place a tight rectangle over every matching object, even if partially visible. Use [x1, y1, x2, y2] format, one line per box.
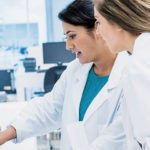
[15, 72, 45, 101]
[7, 94, 17, 102]
[0, 102, 37, 150]
[15, 64, 63, 101]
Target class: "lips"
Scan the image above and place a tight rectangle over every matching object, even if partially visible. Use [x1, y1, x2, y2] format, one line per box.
[71, 49, 82, 58]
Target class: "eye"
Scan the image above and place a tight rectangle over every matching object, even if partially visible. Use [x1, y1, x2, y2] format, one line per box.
[69, 34, 76, 39]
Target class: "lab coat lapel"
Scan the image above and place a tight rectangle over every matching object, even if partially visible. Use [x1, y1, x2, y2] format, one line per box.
[84, 52, 130, 122]
[83, 83, 109, 121]
[72, 62, 93, 119]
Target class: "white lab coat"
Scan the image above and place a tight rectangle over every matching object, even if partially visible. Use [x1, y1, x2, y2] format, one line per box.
[121, 33, 150, 150]
[11, 52, 129, 150]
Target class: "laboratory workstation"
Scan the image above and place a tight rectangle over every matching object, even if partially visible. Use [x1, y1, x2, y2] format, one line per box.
[1, 0, 149, 150]
[0, 0, 75, 150]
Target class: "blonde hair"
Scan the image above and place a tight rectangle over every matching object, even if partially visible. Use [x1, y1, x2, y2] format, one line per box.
[93, 0, 150, 35]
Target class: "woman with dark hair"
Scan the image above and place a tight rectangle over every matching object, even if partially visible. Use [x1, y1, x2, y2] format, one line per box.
[93, 0, 150, 149]
[0, 0, 129, 150]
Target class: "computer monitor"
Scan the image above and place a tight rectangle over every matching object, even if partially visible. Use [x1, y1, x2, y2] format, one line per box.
[43, 42, 76, 65]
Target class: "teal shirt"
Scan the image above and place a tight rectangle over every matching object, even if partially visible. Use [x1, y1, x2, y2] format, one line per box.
[79, 66, 109, 121]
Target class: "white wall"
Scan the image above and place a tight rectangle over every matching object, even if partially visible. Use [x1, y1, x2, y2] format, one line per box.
[52, 0, 73, 41]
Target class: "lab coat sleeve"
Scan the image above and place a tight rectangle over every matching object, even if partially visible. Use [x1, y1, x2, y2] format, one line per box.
[10, 68, 68, 143]
[67, 103, 126, 150]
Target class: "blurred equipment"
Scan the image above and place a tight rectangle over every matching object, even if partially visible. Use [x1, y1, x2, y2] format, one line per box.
[0, 91, 7, 102]
[0, 69, 16, 94]
[23, 57, 36, 72]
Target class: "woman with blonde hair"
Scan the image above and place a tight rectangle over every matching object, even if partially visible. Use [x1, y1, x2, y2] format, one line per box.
[93, 0, 150, 149]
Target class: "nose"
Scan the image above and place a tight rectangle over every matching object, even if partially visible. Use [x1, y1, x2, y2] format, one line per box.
[66, 38, 74, 51]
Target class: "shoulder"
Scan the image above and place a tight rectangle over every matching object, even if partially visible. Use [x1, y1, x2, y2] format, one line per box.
[131, 32, 150, 63]
[134, 32, 150, 54]
[107, 51, 131, 87]
[113, 51, 131, 70]
[117, 51, 130, 60]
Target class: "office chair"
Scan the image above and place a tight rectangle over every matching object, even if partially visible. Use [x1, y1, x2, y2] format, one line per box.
[34, 65, 67, 96]
[44, 65, 67, 93]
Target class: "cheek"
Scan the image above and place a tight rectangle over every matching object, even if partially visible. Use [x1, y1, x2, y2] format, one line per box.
[101, 27, 114, 44]
[73, 40, 83, 50]
[96, 25, 106, 38]
[96, 24, 107, 40]
[76, 37, 87, 48]
[74, 39, 81, 46]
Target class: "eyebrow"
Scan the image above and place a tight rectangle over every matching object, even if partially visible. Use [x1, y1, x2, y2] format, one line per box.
[64, 30, 74, 35]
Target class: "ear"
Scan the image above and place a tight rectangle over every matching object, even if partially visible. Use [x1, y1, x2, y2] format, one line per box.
[94, 21, 98, 32]
[94, 30, 103, 41]
[94, 22, 100, 38]
[115, 25, 123, 32]
[117, 28, 123, 32]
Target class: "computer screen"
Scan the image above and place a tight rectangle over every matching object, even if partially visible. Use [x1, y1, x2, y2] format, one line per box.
[43, 42, 76, 64]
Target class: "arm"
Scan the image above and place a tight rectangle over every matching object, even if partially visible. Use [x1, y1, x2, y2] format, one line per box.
[5, 68, 68, 144]
[0, 126, 16, 145]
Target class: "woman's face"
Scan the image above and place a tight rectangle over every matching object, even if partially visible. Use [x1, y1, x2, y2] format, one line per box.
[62, 21, 106, 64]
[94, 7, 124, 53]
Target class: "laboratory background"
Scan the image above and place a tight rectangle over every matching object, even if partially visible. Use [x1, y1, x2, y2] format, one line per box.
[0, 0, 74, 150]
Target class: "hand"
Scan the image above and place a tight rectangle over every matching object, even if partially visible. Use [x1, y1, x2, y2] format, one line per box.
[0, 126, 17, 145]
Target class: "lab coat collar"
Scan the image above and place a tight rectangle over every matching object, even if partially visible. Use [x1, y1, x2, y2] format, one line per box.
[133, 32, 150, 56]
[106, 51, 130, 90]
[75, 51, 129, 88]
[74, 61, 93, 82]
[83, 85, 108, 121]
[72, 61, 93, 119]
[73, 61, 108, 122]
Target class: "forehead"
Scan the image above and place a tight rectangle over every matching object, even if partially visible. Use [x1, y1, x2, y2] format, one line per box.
[94, 8, 121, 30]
[62, 21, 87, 34]
[94, 7, 113, 27]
